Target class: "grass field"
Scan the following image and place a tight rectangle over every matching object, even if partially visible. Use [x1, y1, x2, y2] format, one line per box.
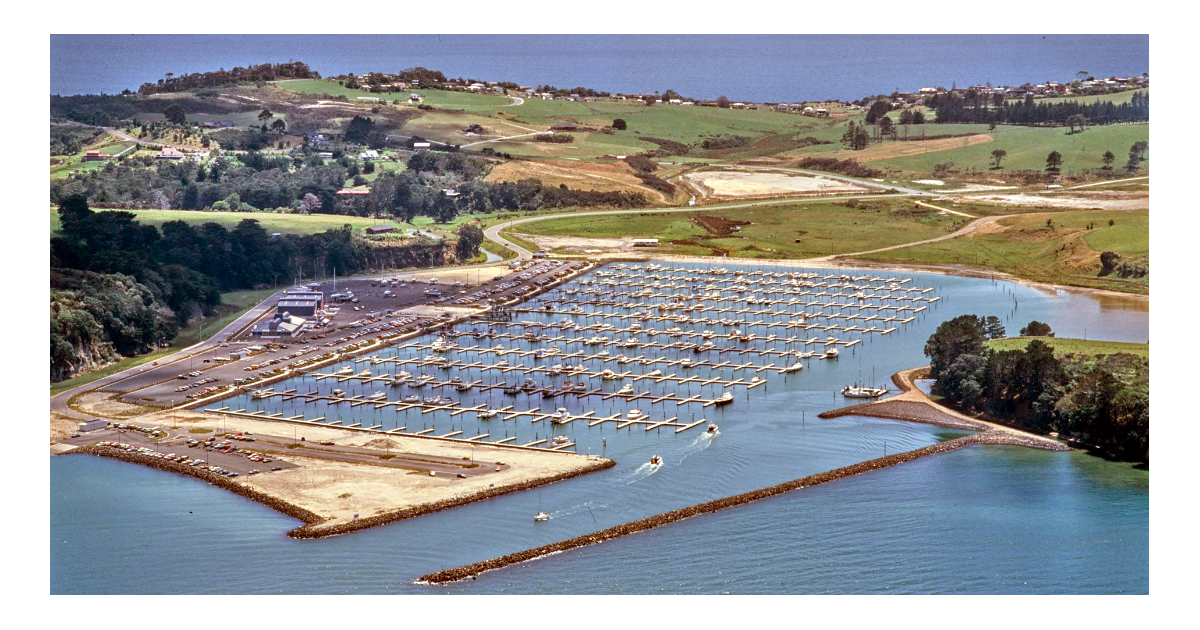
[986, 337, 1148, 358]
[49, 208, 398, 236]
[516, 198, 963, 258]
[861, 123, 1149, 174]
[856, 209, 1149, 294]
[274, 79, 512, 115]
[1036, 88, 1148, 106]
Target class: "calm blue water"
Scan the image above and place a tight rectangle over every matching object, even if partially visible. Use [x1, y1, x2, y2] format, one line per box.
[50, 263, 1148, 594]
[50, 35, 1149, 102]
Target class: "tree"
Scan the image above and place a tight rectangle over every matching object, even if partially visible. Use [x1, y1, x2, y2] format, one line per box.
[982, 316, 1006, 339]
[716, 95, 730, 108]
[865, 100, 891, 124]
[455, 223, 484, 261]
[1020, 321, 1054, 337]
[1045, 150, 1063, 173]
[270, 118, 286, 133]
[911, 110, 926, 125]
[924, 314, 987, 378]
[164, 103, 186, 125]
[990, 149, 1007, 169]
[1129, 140, 1148, 162]
[1066, 113, 1087, 134]
[1101, 151, 1115, 170]
[878, 115, 895, 140]
[257, 109, 273, 122]
[612, 118, 627, 131]
[1099, 251, 1121, 276]
[298, 192, 322, 213]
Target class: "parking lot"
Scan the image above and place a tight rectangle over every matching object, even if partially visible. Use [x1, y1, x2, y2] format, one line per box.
[105, 260, 589, 408]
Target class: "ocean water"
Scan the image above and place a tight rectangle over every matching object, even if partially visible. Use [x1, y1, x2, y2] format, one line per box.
[50, 34, 1149, 102]
[50, 263, 1148, 594]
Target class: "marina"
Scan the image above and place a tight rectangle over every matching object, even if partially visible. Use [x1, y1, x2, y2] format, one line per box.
[214, 261, 931, 455]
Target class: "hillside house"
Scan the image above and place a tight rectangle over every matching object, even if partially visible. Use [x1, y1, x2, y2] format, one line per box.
[82, 150, 107, 162]
[156, 146, 185, 160]
[359, 150, 379, 161]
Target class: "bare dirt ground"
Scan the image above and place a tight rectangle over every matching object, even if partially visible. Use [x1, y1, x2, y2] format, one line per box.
[521, 234, 635, 255]
[963, 191, 1149, 210]
[683, 170, 867, 201]
[70, 392, 159, 419]
[486, 159, 670, 203]
[61, 408, 609, 534]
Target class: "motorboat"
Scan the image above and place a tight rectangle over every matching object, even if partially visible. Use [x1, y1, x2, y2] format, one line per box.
[250, 388, 274, 399]
[550, 408, 571, 424]
[713, 391, 735, 405]
[706, 423, 719, 434]
[332, 388, 345, 396]
[534, 512, 550, 522]
[680, 358, 695, 368]
[358, 369, 372, 377]
[697, 341, 715, 352]
[504, 384, 522, 395]
[449, 376, 463, 384]
[649, 454, 663, 466]
[783, 362, 804, 374]
[521, 378, 540, 392]
[549, 364, 566, 375]
[366, 391, 387, 401]
[403, 394, 420, 403]
[841, 385, 888, 398]
[552, 435, 571, 445]
[646, 369, 662, 378]
[825, 347, 839, 359]
[336, 366, 354, 375]
[370, 355, 384, 365]
[456, 381, 474, 392]
[478, 408, 499, 420]
[415, 374, 435, 386]
[627, 409, 647, 420]
[616, 355, 634, 365]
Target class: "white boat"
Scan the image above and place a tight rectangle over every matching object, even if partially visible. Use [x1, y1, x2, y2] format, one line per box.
[649, 454, 663, 466]
[783, 362, 804, 374]
[403, 394, 420, 403]
[370, 355, 384, 364]
[250, 388, 274, 399]
[357, 369, 372, 377]
[456, 381, 474, 392]
[601, 369, 621, 380]
[841, 385, 888, 398]
[627, 409, 647, 420]
[617, 383, 634, 395]
[332, 388, 345, 396]
[366, 392, 387, 401]
[706, 423, 719, 434]
[550, 408, 571, 424]
[713, 392, 734, 405]
[534, 511, 550, 522]
[551, 435, 571, 445]
[646, 369, 662, 378]
[336, 366, 354, 375]
[680, 358, 695, 368]
[825, 347, 839, 359]
[478, 408, 498, 419]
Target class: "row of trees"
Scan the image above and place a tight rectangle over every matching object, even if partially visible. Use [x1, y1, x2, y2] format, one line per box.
[925, 315, 1148, 462]
[138, 62, 320, 95]
[926, 91, 1149, 125]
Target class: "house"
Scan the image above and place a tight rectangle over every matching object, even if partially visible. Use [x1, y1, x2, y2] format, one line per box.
[731, 102, 746, 109]
[409, 94, 423, 103]
[631, 238, 659, 247]
[336, 189, 370, 196]
[442, 188, 461, 198]
[357, 96, 381, 104]
[919, 87, 938, 94]
[680, 101, 694, 106]
[156, 146, 185, 160]
[412, 142, 431, 149]
[359, 150, 379, 161]
[250, 312, 307, 338]
[82, 150, 107, 162]
[814, 108, 829, 117]
[365, 225, 396, 235]
[78, 418, 108, 432]
[468, 83, 485, 91]
[316, 151, 334, 159]
[668, 99, 682, 105]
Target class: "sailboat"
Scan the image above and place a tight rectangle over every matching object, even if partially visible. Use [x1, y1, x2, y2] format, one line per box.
[534, 492, 549, 522]
[842, 363, 887, 398]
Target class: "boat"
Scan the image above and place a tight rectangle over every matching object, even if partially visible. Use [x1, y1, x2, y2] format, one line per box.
[627, 409, 647, 420]
[840, 385, 888, 398]
[713, 391, 734, 405]
[646, 369, 662, 378]
[551, 435, 571, 445]
[550, 408, 571, 424]
[680, 358, 695, 368]
[335, 366, 354, 375]
[366, 392, 387, 401]
[617, 383, 634, 395]
[456, 381, 474, 392]
[825, 347, 839, 359]
[616, 355, 634, 365]
[521, 378, 540, 392]
[504, 384, 522, 395]
[600, 369, 620, 380]
[403, 394, 420, 403]
[331, 388, 345, 396]
[357, 369, 372, 377]
[249, 388, 274, 399]
[706, 423, 719, 434]
[369, 355, 384, 365]
[478, 408, 498, 420]
[783, 362, 804, 374]
[534, 511, 550, 522]
[649, 454, 663, 466]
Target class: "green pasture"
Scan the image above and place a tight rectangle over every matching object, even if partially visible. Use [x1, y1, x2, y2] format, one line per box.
[274, 79, 512, 115]
[986, 337, 1148, 358]
[49, 207, 395, 236]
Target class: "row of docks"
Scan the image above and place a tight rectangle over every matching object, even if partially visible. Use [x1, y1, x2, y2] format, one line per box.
[560, 287, 939, 307]
[604, 263, 921, 286]
[306, 368, 768, 401]
[508, 308, 906, 334]
[594, 268, 932, 290]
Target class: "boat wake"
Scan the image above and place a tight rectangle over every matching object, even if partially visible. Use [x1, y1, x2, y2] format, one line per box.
[623, 461, 664, 485]
[678, 430, 719, 465]
[547, 500, 609, 520]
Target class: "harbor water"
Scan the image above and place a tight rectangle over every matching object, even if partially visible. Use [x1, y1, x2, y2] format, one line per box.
[50, 263, 1148, 594]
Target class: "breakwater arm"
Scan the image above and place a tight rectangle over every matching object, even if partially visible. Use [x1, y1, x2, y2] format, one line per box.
[416, 431, 1046, 585]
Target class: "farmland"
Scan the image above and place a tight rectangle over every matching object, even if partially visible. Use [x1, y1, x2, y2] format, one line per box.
[855, 208, 1149, 294]
[513, 197, 964, 258]
[985, 337, 1149, 358]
